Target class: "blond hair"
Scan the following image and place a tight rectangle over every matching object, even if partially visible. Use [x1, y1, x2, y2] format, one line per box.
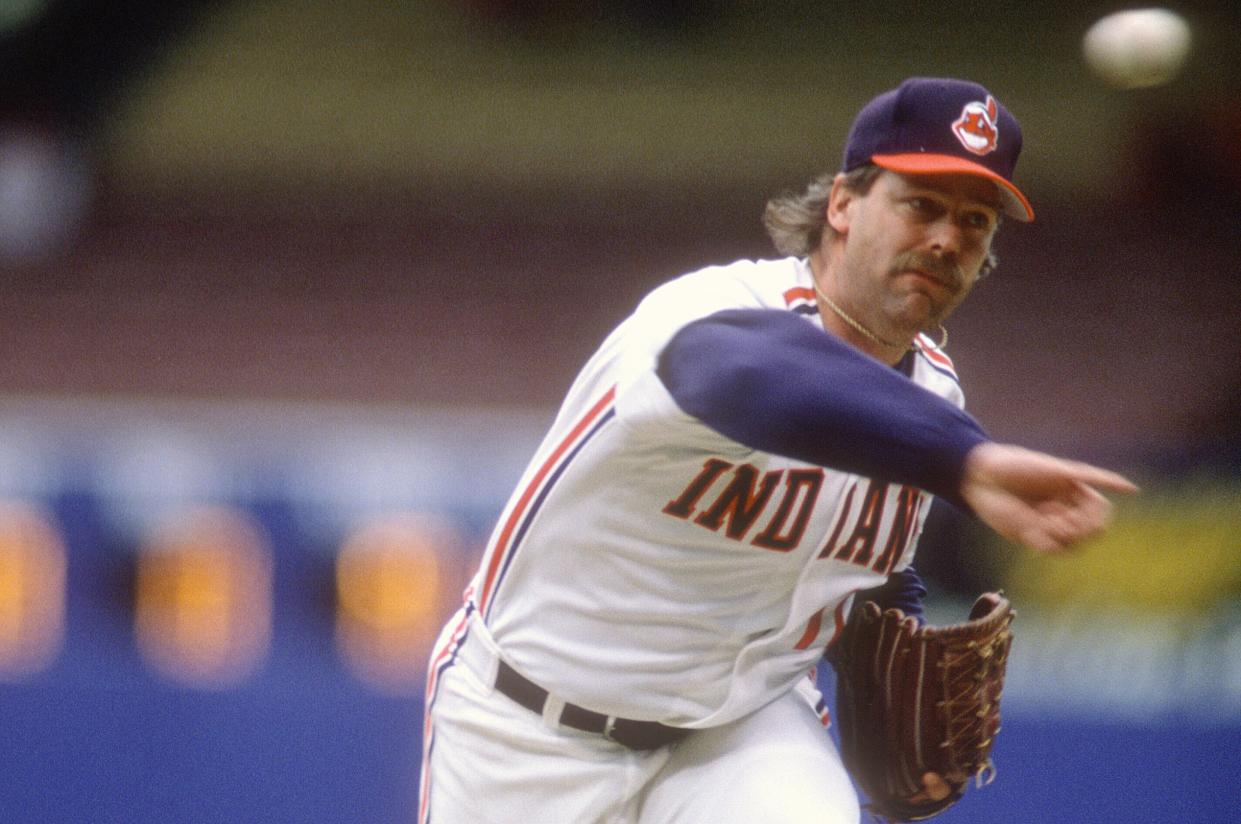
[762, 166, 882, 257]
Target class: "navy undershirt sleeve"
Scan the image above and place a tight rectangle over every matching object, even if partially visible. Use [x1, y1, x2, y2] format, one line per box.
[860, 566, 927, 621]
[654, 308, 989, 511]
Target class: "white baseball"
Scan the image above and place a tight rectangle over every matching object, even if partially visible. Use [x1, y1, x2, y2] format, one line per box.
[1082, 8, 1192, 89]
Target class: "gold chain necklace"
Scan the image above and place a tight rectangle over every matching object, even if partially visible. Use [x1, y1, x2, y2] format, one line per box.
[812, 281, 947, 351]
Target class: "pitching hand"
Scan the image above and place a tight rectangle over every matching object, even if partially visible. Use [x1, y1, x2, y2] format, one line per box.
[960, 442, 1138, 553]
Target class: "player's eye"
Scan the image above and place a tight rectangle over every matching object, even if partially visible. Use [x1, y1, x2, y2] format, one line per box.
[962, 210, 997, 232]
[905, 197, 939, 217]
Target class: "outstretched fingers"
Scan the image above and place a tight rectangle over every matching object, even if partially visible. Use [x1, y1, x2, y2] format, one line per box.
[1032, 482, 1114, 551]
[962, 443, 1138, 553]
[1060, 461, 1140, 496]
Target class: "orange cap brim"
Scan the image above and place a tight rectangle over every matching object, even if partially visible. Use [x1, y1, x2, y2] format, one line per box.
[871, 152, 1034, 222]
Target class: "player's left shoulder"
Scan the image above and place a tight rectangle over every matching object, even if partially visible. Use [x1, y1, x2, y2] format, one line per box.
[911, 333, 966, 405]
[913, 333, 958, 379]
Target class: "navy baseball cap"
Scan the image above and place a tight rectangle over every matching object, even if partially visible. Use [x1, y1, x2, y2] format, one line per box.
[843, 77, 1034, 222]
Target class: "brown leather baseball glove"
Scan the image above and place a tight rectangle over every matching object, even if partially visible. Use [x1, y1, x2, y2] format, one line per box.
[829, 592, 1015, 822]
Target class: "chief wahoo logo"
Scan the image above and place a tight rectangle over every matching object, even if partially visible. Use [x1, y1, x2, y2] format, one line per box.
[952, 96, 999, 156]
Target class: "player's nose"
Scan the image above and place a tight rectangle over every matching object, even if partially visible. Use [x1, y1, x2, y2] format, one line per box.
[925, 218, 963, 255]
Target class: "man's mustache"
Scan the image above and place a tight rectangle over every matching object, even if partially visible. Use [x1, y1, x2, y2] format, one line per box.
[892, 252, 963, 292]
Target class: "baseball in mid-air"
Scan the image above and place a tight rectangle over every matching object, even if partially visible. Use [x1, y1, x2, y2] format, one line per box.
[1082, 8, 1192, 89]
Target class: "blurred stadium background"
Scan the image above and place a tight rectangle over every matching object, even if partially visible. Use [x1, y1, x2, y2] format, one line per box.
[1, 1, 1238, 821]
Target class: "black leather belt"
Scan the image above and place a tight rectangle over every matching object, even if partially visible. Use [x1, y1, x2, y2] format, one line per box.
[494, 660, 689, 751]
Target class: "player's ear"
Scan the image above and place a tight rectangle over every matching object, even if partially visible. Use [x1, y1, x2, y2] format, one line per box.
[826, 173, 854, 235]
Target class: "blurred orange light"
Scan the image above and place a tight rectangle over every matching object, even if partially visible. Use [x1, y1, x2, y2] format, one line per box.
[134, 507, 272, 688]
[0, 502, 66, 679]
[335, 514, 461, 694]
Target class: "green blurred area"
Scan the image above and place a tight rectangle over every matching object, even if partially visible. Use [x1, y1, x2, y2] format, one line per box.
[1002, 477, 1241, 615]
[100, 0, 1241, 199]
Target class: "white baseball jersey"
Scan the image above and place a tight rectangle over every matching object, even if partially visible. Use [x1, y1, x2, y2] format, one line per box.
[460, 256, 966, 729]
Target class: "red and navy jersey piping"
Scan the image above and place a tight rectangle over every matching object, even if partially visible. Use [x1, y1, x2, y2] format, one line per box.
[476, 386, 618, 621]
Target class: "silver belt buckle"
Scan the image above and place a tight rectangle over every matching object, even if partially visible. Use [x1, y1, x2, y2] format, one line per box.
[602, 715, 619, 742]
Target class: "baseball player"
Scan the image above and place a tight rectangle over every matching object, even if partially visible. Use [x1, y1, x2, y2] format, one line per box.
[419, 77, 1136, 824]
